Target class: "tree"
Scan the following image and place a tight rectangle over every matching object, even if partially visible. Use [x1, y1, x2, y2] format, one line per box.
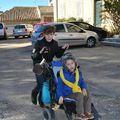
[67, 17, 76, 22]
[103, 0, 120, 34]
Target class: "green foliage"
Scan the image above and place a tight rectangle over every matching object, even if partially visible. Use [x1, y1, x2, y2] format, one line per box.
[67, 17, 76, 22]
[57, 17, 84, 22]
[103, 0, 120, 34]
[57, 18, 66, 22]
[77, 18, 84, 22]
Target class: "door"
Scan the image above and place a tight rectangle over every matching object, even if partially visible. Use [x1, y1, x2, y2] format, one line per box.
[65, 23, 86, 45]
[53, 24, 70, 46]
[96, 0, 102, 26]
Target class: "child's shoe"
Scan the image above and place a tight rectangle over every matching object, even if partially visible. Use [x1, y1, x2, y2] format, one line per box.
[85, 112, 94, 119]
[75, 113, 88, 120]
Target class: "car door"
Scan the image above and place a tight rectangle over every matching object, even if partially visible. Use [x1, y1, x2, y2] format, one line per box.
[65, 23, 87, 45]
[53, 24, 70, 46]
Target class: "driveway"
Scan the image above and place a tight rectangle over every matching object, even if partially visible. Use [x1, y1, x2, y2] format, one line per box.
[0, 38, 120, 120]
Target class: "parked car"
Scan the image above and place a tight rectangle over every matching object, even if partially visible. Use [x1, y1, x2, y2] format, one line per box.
[0, 22, 7, 40]
[6, 25, 15, 38]
[13, 24, 33, 38]
[70, 22, 108, 41]
[31, 22, 48, 46]
[31, 22, 99, 48]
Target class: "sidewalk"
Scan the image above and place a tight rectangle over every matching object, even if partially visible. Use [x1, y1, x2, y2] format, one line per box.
[101, 37, 120, 47]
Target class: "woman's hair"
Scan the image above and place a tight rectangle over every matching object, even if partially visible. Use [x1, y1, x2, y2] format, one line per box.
[43, 25, 56, 34]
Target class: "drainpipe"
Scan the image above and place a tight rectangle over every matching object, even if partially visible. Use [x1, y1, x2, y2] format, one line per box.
[37, 6, 41, 21]
[56, 0, 58, 22]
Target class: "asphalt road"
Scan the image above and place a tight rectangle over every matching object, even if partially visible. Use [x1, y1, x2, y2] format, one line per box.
[0, 38, 120, 120]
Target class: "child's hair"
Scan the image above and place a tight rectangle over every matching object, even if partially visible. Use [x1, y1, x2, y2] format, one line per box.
[61, 52, 77, 67]
[43, 25, 56, 34]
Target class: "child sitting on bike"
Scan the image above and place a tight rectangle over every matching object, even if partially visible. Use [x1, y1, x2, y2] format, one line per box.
[57, 52, 94, 120]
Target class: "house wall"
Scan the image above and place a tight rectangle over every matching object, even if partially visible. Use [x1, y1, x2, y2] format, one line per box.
[49, 0, 95, 25]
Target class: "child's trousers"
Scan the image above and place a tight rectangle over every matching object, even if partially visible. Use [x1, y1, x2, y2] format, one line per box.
[63, 91, 91, 114]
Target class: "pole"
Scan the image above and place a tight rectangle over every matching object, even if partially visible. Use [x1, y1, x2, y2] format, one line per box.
[56, 0, 58, 22]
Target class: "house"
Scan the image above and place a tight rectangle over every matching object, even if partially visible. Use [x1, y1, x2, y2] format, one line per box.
[0, 6, 53, 25]
[48, 0, 112, 31]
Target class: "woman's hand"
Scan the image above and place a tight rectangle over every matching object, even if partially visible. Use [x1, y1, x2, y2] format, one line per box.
[62, 44, 69, 49]
[39, 47, 48, 54]
[82, 89, 87, 96]
[58, 96, 63, 105]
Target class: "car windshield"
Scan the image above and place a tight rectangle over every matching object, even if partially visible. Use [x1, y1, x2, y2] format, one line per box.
[0, 24, 3, 29]
[34, 25, 44, 32]
[15, 25, 25, 29]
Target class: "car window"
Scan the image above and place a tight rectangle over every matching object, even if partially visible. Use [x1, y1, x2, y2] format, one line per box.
[0, 23, 3, 29]
[66, 24, 80, 32]
[54, 24, 65, 32]
[26, 24, 33, 28]
[15, 25, 25, 29]
[79, 23, 90, 29]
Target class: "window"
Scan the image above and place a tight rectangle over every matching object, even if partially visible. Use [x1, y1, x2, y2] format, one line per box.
[55, 24, 65, 32]
[0, 23, 3, 29]
[79, 23, 90, 29]
[26, 24, 33, 28]
[49, 0, 52, 2]
[15, 25, 25, 29]
[66, 24, 80, 32]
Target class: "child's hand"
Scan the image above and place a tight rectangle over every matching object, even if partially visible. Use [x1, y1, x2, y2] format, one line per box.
[82, 89, 87, 96]
[58, 96, 63, 105]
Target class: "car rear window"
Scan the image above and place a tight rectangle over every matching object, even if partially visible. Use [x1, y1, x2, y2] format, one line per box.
[15, 25, 25, 29]
[0, 23, 3, 29]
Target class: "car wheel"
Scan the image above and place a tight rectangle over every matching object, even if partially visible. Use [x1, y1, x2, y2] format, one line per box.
[15, 36, 19, 39]
[4, 33, 8, 40]
[86, 37, 96, 48]
[28, 32, 32, 38]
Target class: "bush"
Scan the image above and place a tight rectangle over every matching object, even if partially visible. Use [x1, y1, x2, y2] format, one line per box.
[57, 17, 84, 23]
[77, 18, 84, 22]
[67, 17, 77, 22]
[57, 18, 66, 22]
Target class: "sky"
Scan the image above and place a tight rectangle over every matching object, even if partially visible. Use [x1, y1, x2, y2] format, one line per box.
[0, 0, 48, 12]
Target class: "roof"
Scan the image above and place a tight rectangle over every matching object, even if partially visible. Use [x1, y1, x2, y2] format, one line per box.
[38, 6, 53, 15]
[0, 6, 53, 21]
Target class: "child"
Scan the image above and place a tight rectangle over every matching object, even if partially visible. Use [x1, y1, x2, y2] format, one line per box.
[57, 52, 94, 120]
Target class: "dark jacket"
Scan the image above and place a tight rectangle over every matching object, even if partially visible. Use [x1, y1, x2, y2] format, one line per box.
[31, 37, 65, 65]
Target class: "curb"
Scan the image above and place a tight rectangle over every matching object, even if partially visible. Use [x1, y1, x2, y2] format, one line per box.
[101, 38, 120, 47]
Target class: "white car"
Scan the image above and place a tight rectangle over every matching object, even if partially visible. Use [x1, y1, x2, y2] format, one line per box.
[31, 22, 99, 47]
[0, 22, 7, 40]
[13, 24, 33, 38]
